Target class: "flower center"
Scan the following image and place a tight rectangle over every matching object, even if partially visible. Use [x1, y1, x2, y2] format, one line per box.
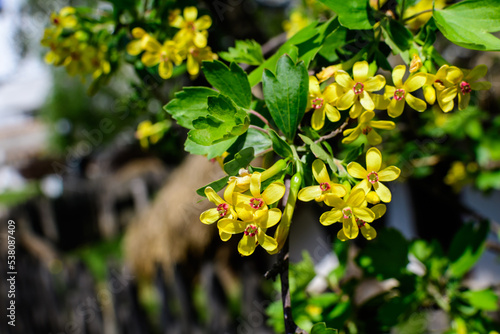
[249, 198, 264, 209]
[362, 126, 372, 135]
[367, 171, 379, 184]
[342, 207, 352, 219]
[52, 17, 60, 25]
[394, 89, 405, 101]
[460, 81, 471, 95]
[356, 218, 366, 228]
[244, 224, 258, 237]
[160, 51, 169, 62]
[217, 203, 229, 217]
[353, 82, 364, 95]
[311, 97, 324, 109]
[319, 182, 330, 192]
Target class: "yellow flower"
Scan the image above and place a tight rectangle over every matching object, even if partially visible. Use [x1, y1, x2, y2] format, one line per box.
[404, 0, 447, 30]
[171, 6, 212, 48]
[298, 159, 347, 205]
[88, 45, 111, 79]
[316, 64, 343, 83]
[233, 172, 286, 218]
[135, 120, 170, 148]
[200, 187, 237, 242]
[41, 28, 67, 65]
[186, 45, 218, 76]
[319, 188, 375, 240]
[427, 65, 463, 112]
[337, 204, 386, 241]
[347, 147, 401, 204]
[283, 11, 310, 38]
[50, 7, 77, 34]
[384, 65, 427, 117]
[335, 61, 386, 119]
[126, 27, 151, 56]
[218, 207, 281, 256]
[453, 65, 491, 110]
[141, 37, 183, 79]
[342, 110, 395, 146]
[307, 76, 342, 130]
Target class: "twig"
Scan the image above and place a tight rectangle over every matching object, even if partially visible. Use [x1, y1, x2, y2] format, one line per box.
[279, 239, 300, 334]
[314, 118, 351, 144]
[249, 124, 269, 135]
[249, 109, 271, 127]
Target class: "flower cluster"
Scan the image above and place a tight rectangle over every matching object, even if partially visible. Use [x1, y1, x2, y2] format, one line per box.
[297, 147, 400, 242]
[127, 7, 218, 79]
[200, 165, 286, 256]
[41, 7, 111, 80]
[308, 60, 490, 146]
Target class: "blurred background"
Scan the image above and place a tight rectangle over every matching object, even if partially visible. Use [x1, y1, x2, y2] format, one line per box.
[0, 0, 499, 333]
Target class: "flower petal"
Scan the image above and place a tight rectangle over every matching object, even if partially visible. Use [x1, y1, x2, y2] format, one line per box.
[353, 207, 375, 222]
[144, 37, 162, 53]
[359, 91, 375, 111]
[392, 65, 406, 87]
[320, 209, 342, 226]
[187, 54, 199, 76]
[325, 104, 341, 122]
[342, 127, 362, 144]
[324, 195, 345, 209]
[366, 191, 380, 204]
[349, 100, 364, 119]
[347, 162, 367, 179]
[218, 218, 246, 234]
[470, 81, 491, 91]
[224, 180, 236, 204]
[323, 83, 342, 104]
[141, 52, 160, 67]
[205, 187, 224, 205]
[184, 6, 198, 22]
[126, 40, 144, 56]
[370, 120, 395, 130]
[309, 76, 321, 96]
[262, 182, 286, 205]
[238, 234, 256, 256]
[334, 70, 355, 89]
[366, 129, 382, 146]
[195, 15, 212, 30]
[263, 208, 282, 228]
[200, 208, 220, 225]
[373, 182, 392, 202]
[328, 183, 347, 197]
[371, 204, 387, 219]
[458, 92, 470, 111]
[347, 188, 366, 207]
[361, 224, 377, 240]
[298, 186, 322, 202]
[364, 75, 386, 92]
[359, 110, 374, 123]
[219, 230, 232, 241]
[366, 147, 382, 172]
[446, 66, 463, 84]
[158, 61, 173, 79]
[337, 229, 348, 241]
[423, 85, 436, 105]
[405, 73, 427, 92]
[311, 108, 325, 130]
[405, 93, 427, 112]
[337, 89, 356, 110]
[257, 230, 278, 253]
[352, 179, 371, 194]
[378, 166, 401, 181]
[193, 31, 208, 48]
[373, 94, 391, 110]
[343, 216, 359, 239]
[353, 61, 369, 83]
[313, 159, 330, 184]
[387, 98, 405, 118]
[250, 172, 262, 198]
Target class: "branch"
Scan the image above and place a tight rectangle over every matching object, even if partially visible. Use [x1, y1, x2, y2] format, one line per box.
[249, 109, 271, 127]
[314, 117, 351, 144]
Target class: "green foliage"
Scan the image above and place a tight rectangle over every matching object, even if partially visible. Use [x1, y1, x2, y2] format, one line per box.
[433, 0, 500, 51]
[262, 54, 308, 141]
[317, 0, 374, 30]
[223, 147, 255, 176]
[219, 39, 265, 66]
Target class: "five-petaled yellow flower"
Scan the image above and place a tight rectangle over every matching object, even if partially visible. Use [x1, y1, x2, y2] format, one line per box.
[233, 172, 286, 217]
[298, 159, 346, 205]
[342, 110, 395, 146]
[335, 61, 386, 119]
[142, 38, 184, 79]
[347, 147, 401, 204]
[307, 76, 342, 130]
[50, 7, 77, 35]
[319, 188, 375, 240]
[126, 27, 151, 56]
[384, 65, 427, 118]
[171, 6, 212, 48]
[453, 65, 491, 110]
[200, 187, 237, 242]
[427, 65, 462, 112]
[337, 204, 386, 241]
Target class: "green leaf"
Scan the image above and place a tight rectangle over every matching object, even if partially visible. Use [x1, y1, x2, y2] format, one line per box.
[433, 0, 500, 51]
[184, 137, 238, 159]
[318, 26, 348, 62]
[380, 18, 413, 55]
[447, 221, 489, 278]
[189, 94, 249, 146]
[223, 147, 255, 176]
[356, 228, 409, 279]
[342, 143, 364, 163]
[262, 54, 308, 141]
[196, 175, 230, 197]
[462, 289, 499, 311]
[317, 0, 374, 30]
[164, 87, 219, 129]
[268, 129, 293, 159]
[227, 127, 272, 157]
[202, 60, 252, 109]
[310, 322, 338, 334]
[299, 134, 314, 145]
[219, 39, 264, 66]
